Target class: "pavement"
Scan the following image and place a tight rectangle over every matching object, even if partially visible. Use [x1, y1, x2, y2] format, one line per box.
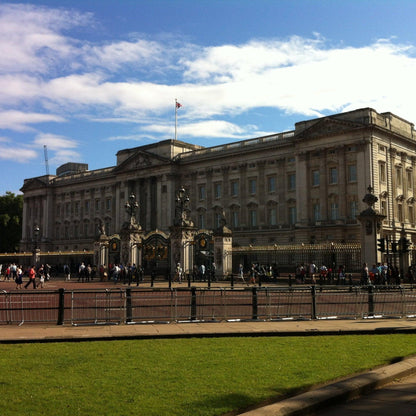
[1, 318, 416, 415]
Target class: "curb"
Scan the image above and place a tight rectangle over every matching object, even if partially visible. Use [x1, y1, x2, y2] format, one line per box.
[238, 356, 416, 415]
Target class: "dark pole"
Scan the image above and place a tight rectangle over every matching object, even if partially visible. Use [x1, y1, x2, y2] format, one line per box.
[33, 225, 40, 266]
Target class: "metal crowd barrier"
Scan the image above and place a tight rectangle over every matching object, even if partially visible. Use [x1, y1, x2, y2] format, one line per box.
[1, 286, 416, 326]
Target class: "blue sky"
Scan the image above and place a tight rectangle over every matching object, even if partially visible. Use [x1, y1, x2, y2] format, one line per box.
[2, 0, 416, 195]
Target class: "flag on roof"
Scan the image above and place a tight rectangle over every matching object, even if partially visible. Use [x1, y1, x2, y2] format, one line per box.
[176, 101, 182, 108]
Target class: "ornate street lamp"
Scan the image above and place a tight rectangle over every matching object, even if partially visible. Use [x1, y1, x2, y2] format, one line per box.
[174, 186, 193, 227]
[33, 225, 40, 250]
[125, 193, 139, 224]
[32, 224, 40, 265]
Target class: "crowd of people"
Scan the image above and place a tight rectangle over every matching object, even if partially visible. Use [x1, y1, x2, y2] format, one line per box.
[293, 261, 416, 286]
[295, 262, 349, 285]
[2, 260, 416, 289]
[360, 262, 416, 285]
[0, 263, 51, 289]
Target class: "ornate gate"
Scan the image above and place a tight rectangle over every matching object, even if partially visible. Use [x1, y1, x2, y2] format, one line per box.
[194, 232, 214, 276]
[141, 231, 170, 275]
[108, 236, 121, 266]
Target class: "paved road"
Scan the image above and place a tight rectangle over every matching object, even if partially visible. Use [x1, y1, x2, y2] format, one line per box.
[309, 372, 416, 416]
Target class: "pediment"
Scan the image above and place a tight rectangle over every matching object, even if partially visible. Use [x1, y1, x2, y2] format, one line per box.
[20, 176, 51, 192]
[114, 150, 173, 173]
[296, 118, 363, 140]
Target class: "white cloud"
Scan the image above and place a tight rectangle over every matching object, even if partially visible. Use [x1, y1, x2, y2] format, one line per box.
[0, 145, 37, 161]
[34, 133, 78, 150]
[0, 110, 65, 131]
[145, 119, 263, 140]
[0, 3, 92, 74]
[2, 4, 416, 142]
[49, 149, 82, 166]
[83, 39, 165, 71]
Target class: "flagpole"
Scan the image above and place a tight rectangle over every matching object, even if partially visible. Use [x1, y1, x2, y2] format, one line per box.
[175, 98, 178, 142]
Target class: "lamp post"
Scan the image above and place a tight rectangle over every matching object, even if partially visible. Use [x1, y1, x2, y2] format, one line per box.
[33, 225, 40, 266]
[174, 186, 193, 227]
[125, 193, 139, 224]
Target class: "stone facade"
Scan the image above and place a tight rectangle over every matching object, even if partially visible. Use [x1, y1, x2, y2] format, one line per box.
[20, 108, 416, 255]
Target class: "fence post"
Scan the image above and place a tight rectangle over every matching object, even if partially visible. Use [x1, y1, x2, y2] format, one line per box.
[252, 287, 258, 320]
[57, 288, 65, 325]
[368, 285, 374, 317]
[191, 287, 197, 321]
[311, 285, 317, 319]
[126, 288, 132, 323]
[231, 274, 234, 289]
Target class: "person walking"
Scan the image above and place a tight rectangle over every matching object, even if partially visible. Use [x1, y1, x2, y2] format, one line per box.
[24, 265, 36, 289]
[360, 262, 369, 285]
[15, 265, 23, 289]
[64, 264, 70, 281]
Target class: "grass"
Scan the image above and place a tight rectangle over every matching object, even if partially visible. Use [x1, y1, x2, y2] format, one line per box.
[1, 334, 416, 415]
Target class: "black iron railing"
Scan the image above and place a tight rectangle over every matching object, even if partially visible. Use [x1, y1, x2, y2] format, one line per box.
[1, 285, 416, 326]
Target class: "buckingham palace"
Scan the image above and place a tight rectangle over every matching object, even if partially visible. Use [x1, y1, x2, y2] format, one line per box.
[19, 107, 416, 266]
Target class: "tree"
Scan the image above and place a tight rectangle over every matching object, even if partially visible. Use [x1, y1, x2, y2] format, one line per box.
[0, 192, 23, 252]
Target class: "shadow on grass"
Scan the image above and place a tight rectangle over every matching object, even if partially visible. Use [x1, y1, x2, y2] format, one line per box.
[181, 385, 314, 416]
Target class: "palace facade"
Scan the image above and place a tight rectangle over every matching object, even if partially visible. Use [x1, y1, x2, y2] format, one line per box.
[20, 108, 416, 255]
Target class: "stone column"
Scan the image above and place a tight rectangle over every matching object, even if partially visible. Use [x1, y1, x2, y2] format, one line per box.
[95, 236, 109, 269]
[170, 227, 196, 276]
[213, 223, 233, 279]
[357, 186, 386, 266]
[169, 186, 197, 276]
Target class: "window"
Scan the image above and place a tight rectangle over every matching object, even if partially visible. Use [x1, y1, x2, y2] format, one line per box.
[198, 213, 205, 229]
[348, 165, 357, 182]
[248, 179, 257, 195]
[379, 163, 386, 182]
[74, 224, 79, 238]
[214, 183, 221, 199]
[330, 203, 339, 220]
[407, 170, 413, 190]
[312, 170, 320, 186]
[198, 185, 206, 200]
[398, 204, 403, 222]
[231, 211, 239, 228]
[379, 201, 386, 217]
[288, 173, 296, 191]
[249, 209, 257, 227]
[230, 180, 239, 197]
[56, 204, 61, 217]
[214, 213, 222, 228]
[84, 222, 89, 237]
[75, 201, 80, 216]
[85, 200, 90, 213]
[409, 206, 414, 224]
[350, 201, 358, 218]
[66, 203, 70, 216]
[95, 199, 100, 212]
[313, 203, 320, 221]
[396, 168, 402, 187]
[106, 198, 112, 211]
[329, 167, 338, 184]
[288, 206, 296, 225]
[267, 176, 276, 193]
[268, 207, 277, 225]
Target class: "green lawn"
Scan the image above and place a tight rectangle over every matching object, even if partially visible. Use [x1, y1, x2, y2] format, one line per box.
[1, 334, 416, 416]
